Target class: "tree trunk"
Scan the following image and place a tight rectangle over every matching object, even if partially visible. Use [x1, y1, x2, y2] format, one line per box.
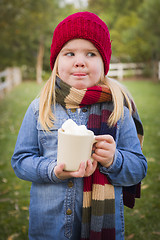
[152, 60, 158, 82]
[36, 40, 44, 84]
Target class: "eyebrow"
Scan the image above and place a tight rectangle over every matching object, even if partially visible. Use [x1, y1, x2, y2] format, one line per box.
[61, 48, 99, 52]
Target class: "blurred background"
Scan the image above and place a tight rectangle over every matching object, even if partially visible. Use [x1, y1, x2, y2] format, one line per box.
[0, 0, 160, 239]
[0, 0, 160, 81]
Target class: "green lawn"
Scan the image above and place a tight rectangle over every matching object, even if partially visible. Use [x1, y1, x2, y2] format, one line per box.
[0, 80, 160, 240]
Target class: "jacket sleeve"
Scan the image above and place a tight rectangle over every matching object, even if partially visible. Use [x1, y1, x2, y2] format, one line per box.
[11, 102, 62, 184]
[100, 107, 147, 187]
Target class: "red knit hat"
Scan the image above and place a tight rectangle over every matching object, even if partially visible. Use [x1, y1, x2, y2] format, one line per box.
[50, 12, 112, 75]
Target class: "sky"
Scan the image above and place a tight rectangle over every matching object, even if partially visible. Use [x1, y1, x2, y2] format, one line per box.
[63, 0, 88, 8]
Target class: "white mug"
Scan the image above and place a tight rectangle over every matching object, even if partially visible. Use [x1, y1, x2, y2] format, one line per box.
[57, 128, 97, 171]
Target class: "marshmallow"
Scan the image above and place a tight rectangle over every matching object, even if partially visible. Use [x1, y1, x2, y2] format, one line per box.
[61, 119, 89, 135]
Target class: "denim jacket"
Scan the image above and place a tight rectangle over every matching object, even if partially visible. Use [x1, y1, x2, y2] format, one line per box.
[11, 98, 147, 240]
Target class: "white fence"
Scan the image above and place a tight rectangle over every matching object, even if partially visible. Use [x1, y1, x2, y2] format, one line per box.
[0, 67, 22, 98]
[108, 63, 145, 80]
[0, 62, 159, 98]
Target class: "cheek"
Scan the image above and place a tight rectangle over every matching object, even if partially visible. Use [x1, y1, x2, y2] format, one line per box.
[91, 61, 103, 78]
[57, 59, 67, 77]
[57, 65, 63, 76]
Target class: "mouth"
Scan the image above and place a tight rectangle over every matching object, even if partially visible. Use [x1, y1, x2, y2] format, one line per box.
[72, 73, 87, 77]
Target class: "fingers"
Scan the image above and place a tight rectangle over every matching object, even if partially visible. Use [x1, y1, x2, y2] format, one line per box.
[92, 151, 114, 168]
[95, 134, 115, 144]
[54, 160, 97, 180]
[84, 159, 97, 177]
[92, 134, 116, 168]
[54, 162, 86, 180]
[54, 163, 67, 180]
[70, 160, 97, 178]
[54, 163, 65, 174]
[94, 147, 114, 159]
[71, 162, 86, 178]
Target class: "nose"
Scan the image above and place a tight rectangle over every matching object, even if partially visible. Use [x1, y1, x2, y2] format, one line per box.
[74, 55, 85, 68]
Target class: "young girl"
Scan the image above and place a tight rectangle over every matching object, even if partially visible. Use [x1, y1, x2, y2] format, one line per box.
[11, 12, 147, 240]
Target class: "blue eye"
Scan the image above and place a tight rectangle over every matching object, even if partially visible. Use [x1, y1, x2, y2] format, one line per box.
[66, 52, 74, 56]
[87, 52, 96, 57]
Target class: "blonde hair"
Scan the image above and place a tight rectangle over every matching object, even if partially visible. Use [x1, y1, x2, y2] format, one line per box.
[39, 58, 58, 130]
[39, 59, 133, 131]
[100, 76, 133, 126]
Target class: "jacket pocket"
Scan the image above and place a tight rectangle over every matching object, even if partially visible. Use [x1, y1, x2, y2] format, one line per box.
[36, 118, 65, 150]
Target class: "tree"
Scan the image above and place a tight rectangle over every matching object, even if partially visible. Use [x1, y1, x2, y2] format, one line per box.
[0, 0, 60, 81]
[138, 0, 160, 61]
[110, 12, 150, 62]
[134, 0, 160, 78]
[87, 0, 143, 28]
[0, 0, 79, 81]
[88, 0, 160, 75]
[87, 0, 146, 62]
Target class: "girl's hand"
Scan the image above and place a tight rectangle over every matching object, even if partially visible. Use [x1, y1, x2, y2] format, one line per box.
[54, 159, 97, 180]
[92, 135, 116, 168]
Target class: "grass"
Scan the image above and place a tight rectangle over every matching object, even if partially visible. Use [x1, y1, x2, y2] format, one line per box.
[0, 82, 43, 240]
[123, 80, 160, 239]
[0, 79, 160, 240]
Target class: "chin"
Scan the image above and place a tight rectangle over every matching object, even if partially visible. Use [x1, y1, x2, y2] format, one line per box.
[75, 84, 88, 90]
[71, 82, 86, 90]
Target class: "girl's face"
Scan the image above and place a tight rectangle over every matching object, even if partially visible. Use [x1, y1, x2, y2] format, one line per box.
[57, 39, 104, 89]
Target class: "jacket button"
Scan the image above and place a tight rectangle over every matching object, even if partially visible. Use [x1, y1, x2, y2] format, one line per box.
[71, 108, 76, 113]
[82, 108, 87, 112]
[68, 181, 74, 188]
[66, 209, 72, 215]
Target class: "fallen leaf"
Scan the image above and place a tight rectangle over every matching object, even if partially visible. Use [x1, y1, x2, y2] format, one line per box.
[126, 233, 135, 239]
[15, 203, 19, 211]
[148, 158, 155, 162]
[2, 178, 8, 183]
[0, 189, 10, 195]
[14, 191, 19, 196]
[21, 206, 28, 211]
[22, 225, 27, 233]
[131, 209, 139, 216]
[0, 198, 12, 203]
[141, 184, 149, 190]
[14, 185, 21, 190]
[7, 233, 19, 240]
[152, 232, 160, 236]
[9, 125, 15, 133]
[8, 210, 19, 216]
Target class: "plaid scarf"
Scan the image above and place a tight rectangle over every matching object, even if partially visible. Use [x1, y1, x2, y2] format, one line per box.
[55, 76, 144, 240]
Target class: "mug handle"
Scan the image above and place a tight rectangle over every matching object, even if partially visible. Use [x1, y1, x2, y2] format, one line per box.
[90, 136, 98, 163]
[93, 136, 98, 144]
